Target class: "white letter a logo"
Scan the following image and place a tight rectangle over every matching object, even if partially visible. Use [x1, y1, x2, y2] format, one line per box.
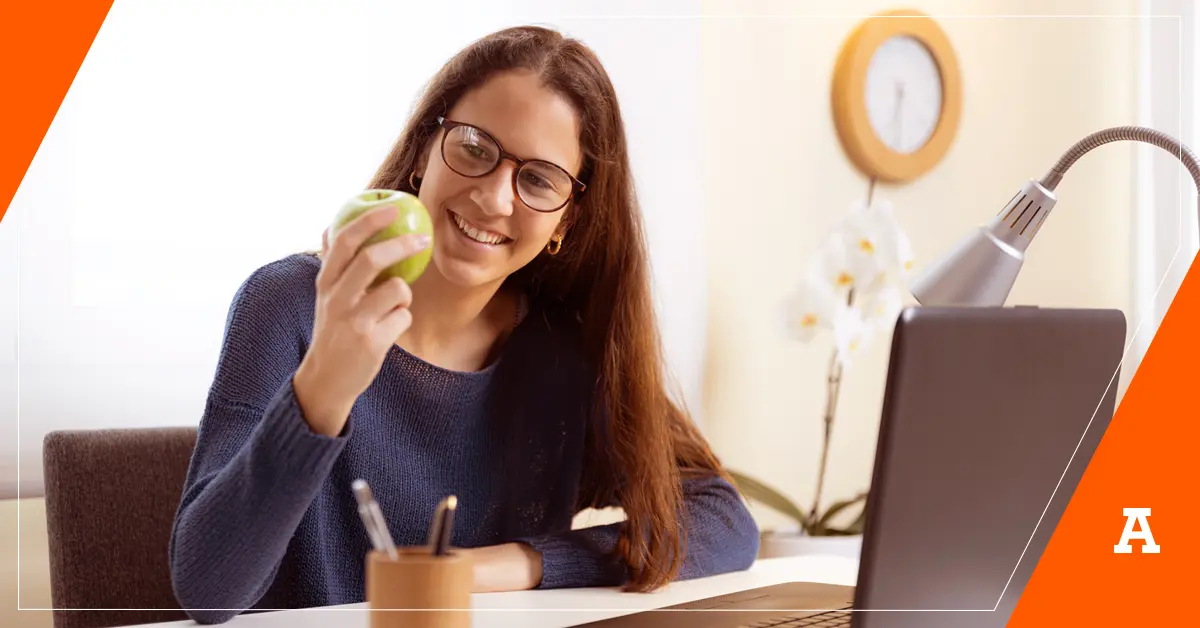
[1114, 507, 1160, 554]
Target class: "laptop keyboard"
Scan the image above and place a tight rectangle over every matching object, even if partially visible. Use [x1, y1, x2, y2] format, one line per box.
[739, 606, 853, 627]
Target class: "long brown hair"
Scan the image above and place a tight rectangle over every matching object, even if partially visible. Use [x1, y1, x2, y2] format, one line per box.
[367, 25, 730, 592]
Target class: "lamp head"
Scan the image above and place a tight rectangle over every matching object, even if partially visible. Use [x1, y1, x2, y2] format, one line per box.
[910, 180, 1057, 307]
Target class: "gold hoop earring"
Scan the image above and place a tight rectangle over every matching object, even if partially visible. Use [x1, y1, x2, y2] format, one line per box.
[408, 170, 421, 191]
[546, 234, 563, 255]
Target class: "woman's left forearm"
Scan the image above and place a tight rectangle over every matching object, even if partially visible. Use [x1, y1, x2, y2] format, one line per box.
[463, 542, 544, 592]
[513, 474, 761, 590]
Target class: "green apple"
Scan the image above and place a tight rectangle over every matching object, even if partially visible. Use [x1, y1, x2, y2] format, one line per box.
[331, 189, 434, 285]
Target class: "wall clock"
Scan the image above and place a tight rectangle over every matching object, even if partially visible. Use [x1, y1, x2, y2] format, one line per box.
[832, 8, 962, 183]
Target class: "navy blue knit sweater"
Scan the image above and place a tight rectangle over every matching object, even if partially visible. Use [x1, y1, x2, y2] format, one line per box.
[168, 253, 759, 624]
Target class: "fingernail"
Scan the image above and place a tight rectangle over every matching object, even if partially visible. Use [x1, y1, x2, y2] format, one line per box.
[415, 234, 432, 249]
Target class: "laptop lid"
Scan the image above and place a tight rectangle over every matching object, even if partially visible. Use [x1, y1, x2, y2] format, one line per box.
[852, 306, 1126, 628]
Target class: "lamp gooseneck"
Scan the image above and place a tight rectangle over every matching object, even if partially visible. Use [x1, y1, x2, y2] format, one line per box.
[911, 126, 1200, 308]
[1039, 126, 1200, 198]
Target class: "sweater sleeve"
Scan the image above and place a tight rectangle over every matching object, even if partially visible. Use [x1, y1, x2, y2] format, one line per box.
[519, 473, 760, 589]
[169, 257, 352, 625]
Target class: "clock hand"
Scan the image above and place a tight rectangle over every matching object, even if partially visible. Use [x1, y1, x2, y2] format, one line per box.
[892, 81, 906, 151]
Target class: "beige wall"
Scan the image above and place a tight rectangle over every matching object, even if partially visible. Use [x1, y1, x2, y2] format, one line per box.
[701, 0, 1138, 531]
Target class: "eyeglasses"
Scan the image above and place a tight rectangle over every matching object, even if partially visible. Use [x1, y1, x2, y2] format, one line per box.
[436, 116, 586, 212]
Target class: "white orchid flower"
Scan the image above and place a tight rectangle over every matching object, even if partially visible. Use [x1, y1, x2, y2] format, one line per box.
[783, 194, 915, 362]
[832, 306, 869, 368]
[811, 231, 868, 292]
[856, 197, 916, 282]
[830, 197, 916, 290]
[860, 282, 905, 332]
[783, 272, 845, 342]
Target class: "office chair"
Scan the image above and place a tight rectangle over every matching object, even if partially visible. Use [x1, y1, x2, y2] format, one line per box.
[42, 427, 196, 628]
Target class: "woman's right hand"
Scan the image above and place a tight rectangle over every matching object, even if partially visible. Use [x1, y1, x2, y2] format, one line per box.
[292, 205, 431, 437]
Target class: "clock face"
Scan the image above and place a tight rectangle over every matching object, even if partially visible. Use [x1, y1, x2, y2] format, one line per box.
[864, 35, 944, 154]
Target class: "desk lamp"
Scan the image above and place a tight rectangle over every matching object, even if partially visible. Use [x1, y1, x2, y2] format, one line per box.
[910, 126, 1200, 307]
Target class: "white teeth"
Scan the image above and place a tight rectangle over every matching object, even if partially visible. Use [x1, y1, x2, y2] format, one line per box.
[452, 212, 507, 245]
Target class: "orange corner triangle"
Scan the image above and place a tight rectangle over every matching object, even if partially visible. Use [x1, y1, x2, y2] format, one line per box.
[1009, 252, 1200, 624]
[0, 1, 114, 225]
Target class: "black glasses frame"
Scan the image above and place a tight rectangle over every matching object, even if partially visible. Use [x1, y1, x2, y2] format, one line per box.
[436, 116, 587, 212]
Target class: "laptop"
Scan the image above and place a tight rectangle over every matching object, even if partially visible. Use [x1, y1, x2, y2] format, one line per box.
[578, 306, 1127, 628]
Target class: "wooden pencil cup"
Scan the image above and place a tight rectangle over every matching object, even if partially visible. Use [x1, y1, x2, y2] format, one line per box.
[366, 548, 474, 628]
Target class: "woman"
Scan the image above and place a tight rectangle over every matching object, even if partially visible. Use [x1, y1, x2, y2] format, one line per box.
[169, 25, 759, 624]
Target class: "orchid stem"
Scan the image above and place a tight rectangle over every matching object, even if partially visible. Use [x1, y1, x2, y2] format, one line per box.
[808, 287, 855, 532]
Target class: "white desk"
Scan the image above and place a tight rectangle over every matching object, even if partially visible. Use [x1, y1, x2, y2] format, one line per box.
[138, 555, 859, 628]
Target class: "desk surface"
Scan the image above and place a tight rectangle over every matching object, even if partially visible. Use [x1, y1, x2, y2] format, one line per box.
[138, 555, 859, 628]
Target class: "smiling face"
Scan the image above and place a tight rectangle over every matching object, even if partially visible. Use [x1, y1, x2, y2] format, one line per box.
[414, 70, 583, 290]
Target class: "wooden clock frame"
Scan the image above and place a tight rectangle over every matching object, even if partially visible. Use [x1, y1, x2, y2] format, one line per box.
[831, 8, 963, 183]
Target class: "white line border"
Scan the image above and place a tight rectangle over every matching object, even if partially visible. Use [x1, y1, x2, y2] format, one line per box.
[17, 158, 22, 611]
[12, 9, 1187, 617]
[994, 9, 1188, 613]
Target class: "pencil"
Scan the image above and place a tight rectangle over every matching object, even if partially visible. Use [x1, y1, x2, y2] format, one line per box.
[429, 495, 458, 556]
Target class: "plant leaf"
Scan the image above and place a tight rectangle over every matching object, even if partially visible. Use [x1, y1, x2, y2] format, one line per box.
[727, 469, 808, 526]
[818, 496, 869, 536]
[817, 491, 868, 529]
[845, 500, 868, 534]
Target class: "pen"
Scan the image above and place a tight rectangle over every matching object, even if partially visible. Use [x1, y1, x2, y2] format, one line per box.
[351, 479, 384, 553]
[352, 479, 398, 560]
[429, 495, 458, 556]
